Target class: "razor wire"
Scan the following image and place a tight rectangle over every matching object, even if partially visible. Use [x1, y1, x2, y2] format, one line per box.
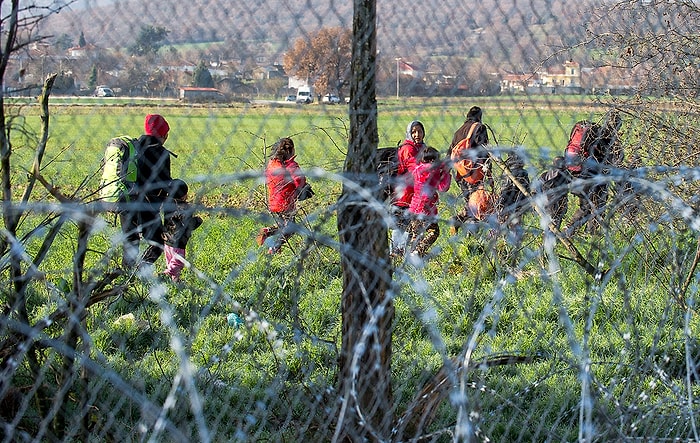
[2, 0, 700, 442]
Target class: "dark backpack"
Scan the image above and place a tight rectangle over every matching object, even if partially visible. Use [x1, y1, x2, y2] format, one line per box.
[99, 136, 138, 203]
[565, 121, 600, 174]
[536, 166, 571, 229]
[296, 182, 315, 201]
[376, 146, 399, 201]
[536, 156, 572, 204]
[497, 154, 530, 220]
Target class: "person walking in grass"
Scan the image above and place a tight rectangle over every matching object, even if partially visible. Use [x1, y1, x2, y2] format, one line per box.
[161, 179, 203, 283]
[257, 137, 313, 254]
[447, 106, 492, 234]
[496, 152, 531, 244]
[406, 146, 451, 260]
[134, 113, 175, 272]
[535, 156, 571, 232]
[564, 110, 623, 235]
[390, 120, 427, 256]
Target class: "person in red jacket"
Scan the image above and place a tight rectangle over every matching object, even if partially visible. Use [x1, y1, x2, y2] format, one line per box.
[257, 137, 310, 254]
[390, 120, 427, 256]
[406, 147, 451, 258]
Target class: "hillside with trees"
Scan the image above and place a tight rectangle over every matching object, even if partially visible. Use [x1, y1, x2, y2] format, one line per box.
[40, 0, 600, 75]
[27, 0, 693, 99]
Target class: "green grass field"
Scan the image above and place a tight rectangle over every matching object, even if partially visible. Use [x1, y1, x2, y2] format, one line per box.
[17, 96, 605, 204]
[6, 96, 699, 441]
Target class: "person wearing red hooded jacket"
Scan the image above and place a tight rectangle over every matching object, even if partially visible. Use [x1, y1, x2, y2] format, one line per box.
[406, 147, 451, 258]
[390, 120, 427, 256]
[257, 137, 312, 254]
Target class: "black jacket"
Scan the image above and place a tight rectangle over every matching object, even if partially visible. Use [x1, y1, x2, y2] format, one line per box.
[163, 201, 203, 249]
[498, 156, 531, 221]
[136, 134, 173, 203]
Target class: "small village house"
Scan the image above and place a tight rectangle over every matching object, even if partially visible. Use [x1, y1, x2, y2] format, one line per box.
[179, 87, 226, 102]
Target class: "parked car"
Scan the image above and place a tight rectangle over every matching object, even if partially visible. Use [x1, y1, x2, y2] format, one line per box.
[285, 94, 296, 102]
[93, 86, 114, 97]
[296, 87, 314, 104]
[322, 94, 341, 104]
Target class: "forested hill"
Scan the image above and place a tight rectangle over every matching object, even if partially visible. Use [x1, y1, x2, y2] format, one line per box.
[42, 0, 602, 71]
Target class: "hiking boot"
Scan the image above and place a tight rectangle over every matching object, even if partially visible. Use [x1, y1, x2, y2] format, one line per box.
[256, 228, 269, 246]
[389, 248, 404, 259]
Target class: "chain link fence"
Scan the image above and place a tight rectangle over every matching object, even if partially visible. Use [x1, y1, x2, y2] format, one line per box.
[2, 0, 700, 441]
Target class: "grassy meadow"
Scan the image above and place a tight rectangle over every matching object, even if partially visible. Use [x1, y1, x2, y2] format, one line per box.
[7, 96, 700, 440]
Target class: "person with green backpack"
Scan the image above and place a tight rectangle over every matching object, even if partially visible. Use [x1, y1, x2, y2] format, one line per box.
[99, 135, 141, 269]
[99, 114, 174, 270]
[134, 114, 175, 271]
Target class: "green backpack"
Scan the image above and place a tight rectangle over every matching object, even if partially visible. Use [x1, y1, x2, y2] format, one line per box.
[99, 136, 138, 203]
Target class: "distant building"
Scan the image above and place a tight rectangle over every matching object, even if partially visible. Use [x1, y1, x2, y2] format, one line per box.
[29, 41, 52, 56]
[398, 60, 422, 78]
[540, 60, 581, 88]
[67, 44, 99, 58]
[580, 65, 641, 95]
[500, 60, 585, 94]
[159, 62, 228, 78]
[500, 73, 533, 93]
[179, 87, 226, 102]
[252, 64, 287, 80]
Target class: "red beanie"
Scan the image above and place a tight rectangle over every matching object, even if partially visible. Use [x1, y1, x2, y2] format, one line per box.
[144, 114, 170, 138]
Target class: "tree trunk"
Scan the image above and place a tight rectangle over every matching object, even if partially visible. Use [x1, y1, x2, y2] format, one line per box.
[335, 0, 394, 441]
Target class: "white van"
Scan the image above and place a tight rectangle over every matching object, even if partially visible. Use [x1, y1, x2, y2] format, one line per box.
[296, 86, 314, 104]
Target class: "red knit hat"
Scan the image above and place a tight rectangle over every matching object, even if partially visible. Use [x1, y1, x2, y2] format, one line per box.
[144, 114, 170, 138]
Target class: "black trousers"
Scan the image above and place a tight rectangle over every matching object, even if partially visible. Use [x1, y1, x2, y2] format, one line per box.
[118, 201, 164, 267]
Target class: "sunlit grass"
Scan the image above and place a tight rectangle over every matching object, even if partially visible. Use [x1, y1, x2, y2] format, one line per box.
[8, 97, 695, 439]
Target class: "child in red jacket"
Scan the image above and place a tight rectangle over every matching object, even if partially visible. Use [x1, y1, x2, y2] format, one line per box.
[257, 137, 312, 254]
[406, 147, 451, 258]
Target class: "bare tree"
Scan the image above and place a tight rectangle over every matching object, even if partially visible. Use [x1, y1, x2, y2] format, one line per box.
[0, 2, 136, 440]
[283, 26, 352, 98]
[579, 1, 700, 206]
